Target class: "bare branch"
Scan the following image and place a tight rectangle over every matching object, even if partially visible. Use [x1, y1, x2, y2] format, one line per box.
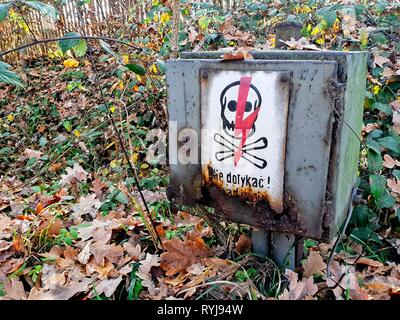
[0, 35, 139, 58]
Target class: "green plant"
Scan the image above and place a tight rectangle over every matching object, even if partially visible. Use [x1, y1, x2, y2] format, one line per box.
[28, 265, 43, 283]
[54, 228, 78, 246]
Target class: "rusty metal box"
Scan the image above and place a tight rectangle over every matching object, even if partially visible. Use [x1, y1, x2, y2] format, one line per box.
[166, 51, 368, 241]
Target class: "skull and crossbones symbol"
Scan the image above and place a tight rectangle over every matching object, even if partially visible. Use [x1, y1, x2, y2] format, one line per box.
[213, 76, 268, 169]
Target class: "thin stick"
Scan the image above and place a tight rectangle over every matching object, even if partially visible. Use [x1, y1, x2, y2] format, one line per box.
[0, 35, 139, 58]
[86, 43, 162, 251]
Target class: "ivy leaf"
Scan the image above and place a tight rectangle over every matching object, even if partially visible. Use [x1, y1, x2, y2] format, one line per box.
[378, 136, 400, 153]
[373, 102, 392, 115]
[126, 64, 146, 76]
[115, 191, 129, 205]
[0, 62, 23, 88]
[22, 1, 58, 19]
[59, 32, 81, 54]
[316, 6, 337, 28]
[369, 174, 386, 202]
[0, 2, 12, 22]
[367, 149, 383, 171]
[73, 40, 87, 57]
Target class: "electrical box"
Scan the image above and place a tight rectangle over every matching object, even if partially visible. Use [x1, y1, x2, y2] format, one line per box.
[166, 50, 368, 241]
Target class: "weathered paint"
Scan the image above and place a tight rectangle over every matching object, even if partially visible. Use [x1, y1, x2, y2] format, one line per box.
[200, 70, 290, 213]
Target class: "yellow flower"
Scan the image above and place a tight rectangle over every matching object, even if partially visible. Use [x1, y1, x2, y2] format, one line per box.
[373, 85, 380, 95]
[150, 63, 157, 74]
[122, 55, 129, 64]
[160, 12, 170, 24]
[7, 114, 14, 122]
[73, 130, 81, 138]
[153, 14, 159, 23]
[63, 58, 79, 68]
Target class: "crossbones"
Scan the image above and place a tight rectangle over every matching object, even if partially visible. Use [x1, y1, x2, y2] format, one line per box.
[213, 133, 268, 169]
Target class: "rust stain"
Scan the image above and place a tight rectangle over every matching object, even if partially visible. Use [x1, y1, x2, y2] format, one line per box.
[202, 163, 283, 213]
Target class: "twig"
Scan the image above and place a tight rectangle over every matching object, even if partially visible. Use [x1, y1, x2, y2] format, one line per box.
[0, 35, 139, 58]
[86, 43, 163, 251]
[170, 0, 180, 59]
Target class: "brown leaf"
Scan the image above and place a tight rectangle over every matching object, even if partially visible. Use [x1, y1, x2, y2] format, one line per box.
[160, 239, 210, 277]
[278, 269, 318, 300]
[90, 241, 124, 266]
[356, 257, 384, 268]
[222, 51, 253, 61]
[387, 178, 400, 194]
[374, 54, 390, 68]
[235, 233, 251, 254]
[136, 253, 161, 295]
[90, 178, 107, 199]
[25, 149, 43, 160]
[383, 154, 400, 168]
[0, 257, 24, 274]
[302, 251, 326, 278]
[60, 163, 88, 186]
[1, 276, 27, 300]
[89, 276, 123, 298]
[362, 122, 380, 134]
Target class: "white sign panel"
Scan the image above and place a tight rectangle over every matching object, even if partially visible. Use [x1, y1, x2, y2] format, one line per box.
[200, 70, 290, 213]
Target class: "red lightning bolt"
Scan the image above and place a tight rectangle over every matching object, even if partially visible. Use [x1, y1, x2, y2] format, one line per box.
[233, 76, 260, 166]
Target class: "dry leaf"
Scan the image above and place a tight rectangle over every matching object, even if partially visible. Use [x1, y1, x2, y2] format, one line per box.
[278, 269, 318, 300]
[387, 178, 400, 194]
[137, 253, 161, 295]
[356, 257, 384, 268]
[89, 276, 123, 298]
[374, 54, 390, 68]
[222, 50, 253, 61]
[383, 154, 400, 168]
[302, 251, 327, 278]
[160, 239, 210, 276]
[25, 148, 43, 160]
[72, 194, 102, 223]
[235, 233, 251, 254]
[362, 123, 380, 134]
[60, 163, 88, 185]
[1, 276, 27, 300]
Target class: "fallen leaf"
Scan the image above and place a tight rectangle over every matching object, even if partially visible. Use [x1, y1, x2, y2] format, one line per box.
[374, 54, 390, 68]
[1, 276, 27, 300]
[383, 154, 400, 168]
[278, 269, 318, 300]
[356, 257, 384, 268]
[387, 178, 400, 194]
[60, 163, 88, 186]
[89, 276, 123, 298]
[222, 50, 253, 61]
[302, 251, 327, 278]
[160, 239, 210, 276]
[25, 148, 43, 160]
[235, 233, 251, 254]
[137, 253, 161, 295]
[72, 194, 102, 223]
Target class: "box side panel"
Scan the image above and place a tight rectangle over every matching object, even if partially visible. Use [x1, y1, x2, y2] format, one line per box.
[330, 53, 368, 237]
[166, 60, 202, 204]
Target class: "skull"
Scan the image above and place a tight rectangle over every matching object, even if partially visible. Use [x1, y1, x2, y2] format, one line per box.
[219, 80, 262, 133]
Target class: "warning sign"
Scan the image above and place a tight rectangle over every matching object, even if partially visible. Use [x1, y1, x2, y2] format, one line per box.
[200, 70, 290, 213]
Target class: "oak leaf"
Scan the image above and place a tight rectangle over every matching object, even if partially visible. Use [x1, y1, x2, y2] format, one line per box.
[60, 163, 88, 186]
[302, 251, 326, 278]
[160, 239, 210, 276]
